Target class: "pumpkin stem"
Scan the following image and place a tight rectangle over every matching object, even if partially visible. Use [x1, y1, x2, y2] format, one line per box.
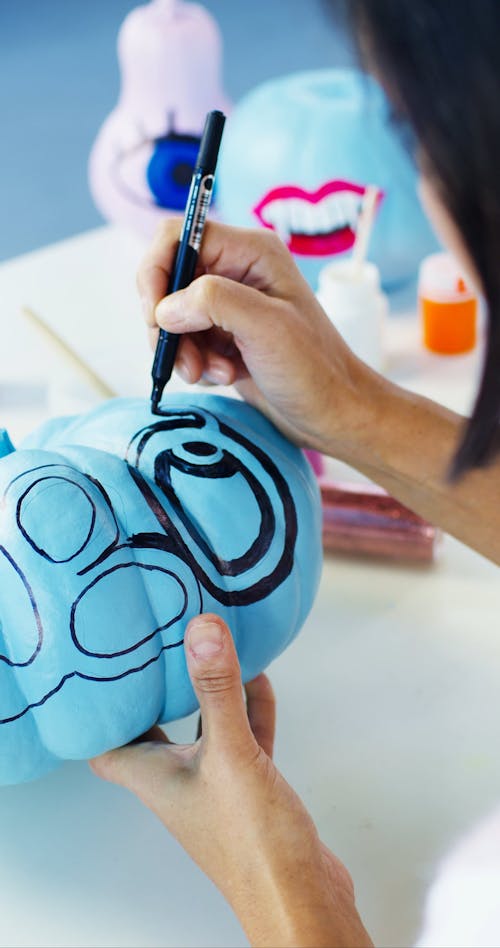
[0, 430, 15, 459]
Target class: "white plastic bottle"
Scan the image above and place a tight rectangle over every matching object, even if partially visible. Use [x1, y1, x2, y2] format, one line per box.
[316, 258, 387, 371]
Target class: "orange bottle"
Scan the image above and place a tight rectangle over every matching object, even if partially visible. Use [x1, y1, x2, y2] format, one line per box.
[418, 252, 477, 354]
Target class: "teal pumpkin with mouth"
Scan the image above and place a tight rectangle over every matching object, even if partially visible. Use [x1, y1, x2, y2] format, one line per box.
[217, 68, 439, 289]
[0, 395, 322, 784]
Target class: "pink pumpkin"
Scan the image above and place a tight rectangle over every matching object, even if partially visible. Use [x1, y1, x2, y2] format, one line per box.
[88, 0, 231, 236]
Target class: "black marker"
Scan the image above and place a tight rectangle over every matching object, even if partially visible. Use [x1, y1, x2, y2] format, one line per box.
[150, 109, 226, 413]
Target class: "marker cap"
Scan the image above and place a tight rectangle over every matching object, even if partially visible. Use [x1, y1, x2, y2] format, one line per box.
[196, 110, 226, 172]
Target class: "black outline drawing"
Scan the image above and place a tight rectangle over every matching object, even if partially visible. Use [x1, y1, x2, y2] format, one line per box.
[70, 563, 189, 659]
[0, 406, 298, 725]
[17, 476, 97, 563]
[0, 545, 43, 667]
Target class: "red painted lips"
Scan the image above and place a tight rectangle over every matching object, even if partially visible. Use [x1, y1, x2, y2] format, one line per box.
[253, 179, 368, 256]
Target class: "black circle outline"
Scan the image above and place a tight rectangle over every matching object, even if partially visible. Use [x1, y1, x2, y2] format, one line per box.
[16, 476, 96, 564]
[70, 562, 189, 658]
[125, 406, 298, 606]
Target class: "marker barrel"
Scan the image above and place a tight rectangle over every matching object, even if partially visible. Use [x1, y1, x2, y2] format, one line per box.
[150, 109, 225, 409]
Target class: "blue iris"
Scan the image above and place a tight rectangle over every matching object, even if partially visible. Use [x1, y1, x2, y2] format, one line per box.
[147, 132, 206, 210]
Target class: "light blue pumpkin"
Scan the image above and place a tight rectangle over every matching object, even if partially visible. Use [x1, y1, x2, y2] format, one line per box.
[0, 395, 321, 785]
[217, 68, 439, 290]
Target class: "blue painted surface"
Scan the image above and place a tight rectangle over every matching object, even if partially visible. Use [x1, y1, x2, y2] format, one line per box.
[0, 0, 353, 261]
[0, 394, 322, 783]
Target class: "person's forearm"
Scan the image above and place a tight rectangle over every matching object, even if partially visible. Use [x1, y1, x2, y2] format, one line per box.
[229, 855, 372, 948]
[330, 363, 500, 564]
[240, 902, 371, 948]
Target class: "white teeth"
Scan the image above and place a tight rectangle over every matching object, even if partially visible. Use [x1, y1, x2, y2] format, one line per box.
[313, 200, 332, 234]
[260, 190, 363, 238]
[302, 200, 320, 234]
[288, 199, 302, 234]
[323, 194, 343, 231]
[263, 201, 291, 241]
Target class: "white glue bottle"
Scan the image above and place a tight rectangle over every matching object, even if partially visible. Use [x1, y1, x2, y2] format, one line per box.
[316, 258, 387, 371]
[315, 186, 387, 372]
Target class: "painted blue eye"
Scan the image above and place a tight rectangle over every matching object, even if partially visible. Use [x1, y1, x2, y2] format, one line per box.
[146, 133, 204, 210]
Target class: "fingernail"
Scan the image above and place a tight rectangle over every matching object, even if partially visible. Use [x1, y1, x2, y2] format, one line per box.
[176, 358, 192, 383]
[187, 618, 224, 661]
[204, 364, 231, 385]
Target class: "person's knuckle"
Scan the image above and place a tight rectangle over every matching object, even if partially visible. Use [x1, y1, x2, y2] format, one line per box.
[194, 273, 221, 308]
[156, 215, 181, 242]
[193, 670, 235, 695]
[262, 228, 287, 256]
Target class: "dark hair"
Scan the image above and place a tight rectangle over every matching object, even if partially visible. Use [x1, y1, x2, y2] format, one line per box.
[341, 0, 500, 477]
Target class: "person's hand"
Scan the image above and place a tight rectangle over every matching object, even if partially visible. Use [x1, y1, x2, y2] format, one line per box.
[90, 614, 372, 948]
[138, 219, 379, 463]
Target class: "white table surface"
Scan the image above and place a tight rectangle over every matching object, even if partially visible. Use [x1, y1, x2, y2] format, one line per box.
[0, 225, 499, 948]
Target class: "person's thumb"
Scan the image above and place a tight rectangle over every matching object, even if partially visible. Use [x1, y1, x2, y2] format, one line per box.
[185, 613, 254, 757]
